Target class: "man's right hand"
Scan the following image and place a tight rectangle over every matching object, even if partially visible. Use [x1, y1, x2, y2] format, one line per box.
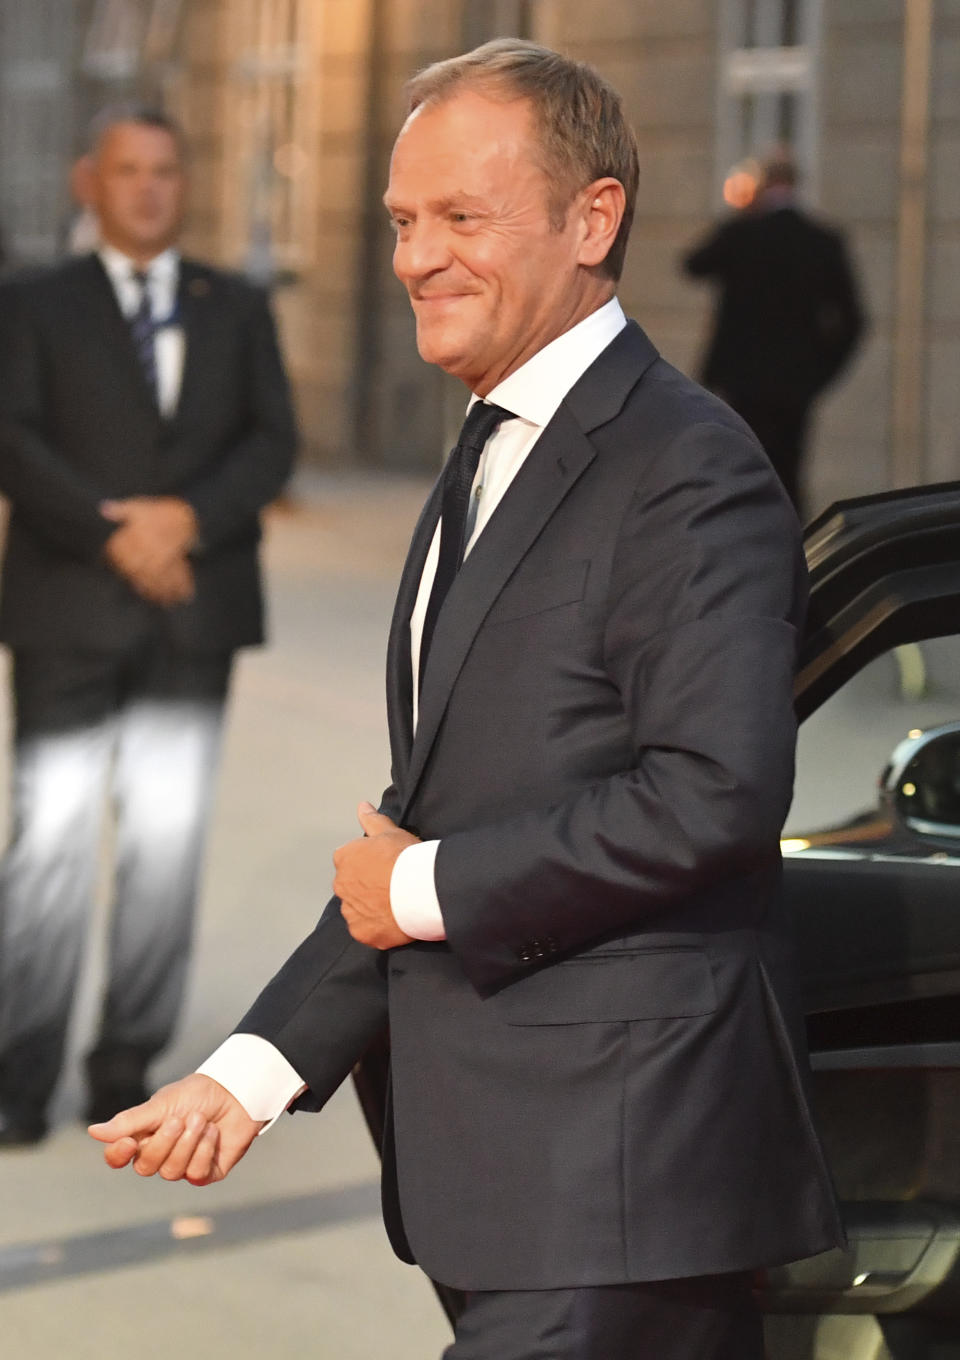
[103, 530, 195, 606]
[88, 1073, 265, 1186]
[101, 496, 199, 606]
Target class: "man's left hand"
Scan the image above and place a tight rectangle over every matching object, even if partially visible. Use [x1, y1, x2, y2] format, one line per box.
[101, 495, 199, 558]
[334, 803, 419, 949]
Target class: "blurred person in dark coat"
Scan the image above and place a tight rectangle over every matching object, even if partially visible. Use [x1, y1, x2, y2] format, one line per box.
[682, 152, 865, 514]
[0, 105, 296, 1145]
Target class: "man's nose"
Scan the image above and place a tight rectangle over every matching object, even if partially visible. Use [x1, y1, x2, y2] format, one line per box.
[394, 222, 452, 283]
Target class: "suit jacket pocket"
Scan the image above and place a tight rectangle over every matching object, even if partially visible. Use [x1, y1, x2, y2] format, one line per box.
[494, 948, 717, 1026]
[485, 560, 589, 627]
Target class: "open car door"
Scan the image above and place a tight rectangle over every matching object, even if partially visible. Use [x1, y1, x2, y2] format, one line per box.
[764, 482, 960, 1357]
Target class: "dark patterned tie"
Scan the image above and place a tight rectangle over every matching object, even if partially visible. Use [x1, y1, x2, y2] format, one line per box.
[129, 269, 158, 401]
[419, 400, 514, 690]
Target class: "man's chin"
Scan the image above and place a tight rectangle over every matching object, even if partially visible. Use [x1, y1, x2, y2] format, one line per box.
[414, 329, 470, 381]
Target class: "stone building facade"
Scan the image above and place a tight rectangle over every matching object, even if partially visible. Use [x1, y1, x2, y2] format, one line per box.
[0, 0, 957, 519]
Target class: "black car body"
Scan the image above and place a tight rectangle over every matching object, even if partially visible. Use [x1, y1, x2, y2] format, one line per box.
[763, 483, 960, 1358]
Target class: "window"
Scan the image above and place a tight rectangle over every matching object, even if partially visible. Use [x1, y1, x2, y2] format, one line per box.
[715, 0, 822, 208]
[218, 0, 321, 277]
[0, 1, 77, 263]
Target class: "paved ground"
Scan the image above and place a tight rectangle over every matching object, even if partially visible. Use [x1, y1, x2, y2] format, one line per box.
[0, 472, 450, 1359]
[1, 471, 957, 1358]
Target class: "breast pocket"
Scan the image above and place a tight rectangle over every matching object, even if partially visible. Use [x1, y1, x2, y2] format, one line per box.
[485, 560, 590, 627]
[493, 947, 718, 1026]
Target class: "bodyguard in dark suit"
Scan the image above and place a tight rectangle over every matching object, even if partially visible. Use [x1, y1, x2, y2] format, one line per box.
[683, 153, 865, 513]
[91, 46, 841, 1358]
[0, 107, 295, 1144]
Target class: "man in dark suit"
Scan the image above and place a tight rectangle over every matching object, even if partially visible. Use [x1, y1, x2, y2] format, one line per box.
[90, 45, 841, 1358]
[682, 152, 865, 513]
[0, 106, 296, 1145]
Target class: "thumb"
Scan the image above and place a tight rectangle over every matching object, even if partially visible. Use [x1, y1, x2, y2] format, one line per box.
[357, 801, 397, 837]
[87, 1096, 160, 1143]
[100, 500, 128, 523]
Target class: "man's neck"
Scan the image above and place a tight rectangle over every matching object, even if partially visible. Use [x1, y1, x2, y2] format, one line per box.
[100, 237, 176, 269]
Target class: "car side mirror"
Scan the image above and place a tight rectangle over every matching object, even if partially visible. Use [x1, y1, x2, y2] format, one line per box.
[881, 722, 960, 836]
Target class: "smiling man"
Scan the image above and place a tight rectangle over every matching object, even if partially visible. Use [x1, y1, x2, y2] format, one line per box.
[89, 45, 842, 1359]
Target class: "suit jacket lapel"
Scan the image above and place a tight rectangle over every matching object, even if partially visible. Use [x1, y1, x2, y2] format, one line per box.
[169, 261, 214, 428]
[395, 320, 660, 822]
[399, 407, 596, 821]
[72, 255, 161, 419]
[386, 473, 444, 798]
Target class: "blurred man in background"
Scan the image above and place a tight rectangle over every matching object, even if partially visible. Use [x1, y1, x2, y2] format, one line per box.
[0, 105, 296, 1146]
[682, 151, 865, 515]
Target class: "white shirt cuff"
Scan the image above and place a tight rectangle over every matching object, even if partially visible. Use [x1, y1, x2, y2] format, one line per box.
[197, 1033, 307, 1133]
[390, 839, 446, 940]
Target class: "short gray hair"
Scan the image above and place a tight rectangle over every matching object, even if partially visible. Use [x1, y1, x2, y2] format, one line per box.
[86, 103, 186, 161]
[405, 39, 639, 281]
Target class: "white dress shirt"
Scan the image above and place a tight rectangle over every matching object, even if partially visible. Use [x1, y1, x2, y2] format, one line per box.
[198, 297, 628, 1126]
[99, 244, 185, 419]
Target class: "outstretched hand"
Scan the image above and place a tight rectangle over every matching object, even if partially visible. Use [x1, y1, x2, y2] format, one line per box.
[88, 1073, 263, 1186]
[334, 802, 419, 949]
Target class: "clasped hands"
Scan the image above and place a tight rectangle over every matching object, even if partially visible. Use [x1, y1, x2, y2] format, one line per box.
[88, 804, 418, 1181]
[101, 495, 199, 606]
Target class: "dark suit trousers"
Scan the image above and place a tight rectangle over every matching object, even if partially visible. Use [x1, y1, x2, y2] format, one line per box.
[444, 1273, 763, 1359]
[0, 640, 231, 1117]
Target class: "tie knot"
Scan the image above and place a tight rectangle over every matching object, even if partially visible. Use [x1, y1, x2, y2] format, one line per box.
[459, 400, 514, 453]
[131, 268, 150, 292]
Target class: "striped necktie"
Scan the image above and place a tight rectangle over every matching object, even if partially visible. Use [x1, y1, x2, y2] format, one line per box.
[418, 400, 514, 690]
[129, 269, 158, 401]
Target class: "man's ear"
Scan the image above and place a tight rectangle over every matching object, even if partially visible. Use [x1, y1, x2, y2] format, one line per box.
[577, 178, 626, 271]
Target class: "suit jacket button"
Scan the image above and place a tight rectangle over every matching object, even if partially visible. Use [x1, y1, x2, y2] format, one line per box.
[517, 945, 533, 963]
[546, 937, 560, 954]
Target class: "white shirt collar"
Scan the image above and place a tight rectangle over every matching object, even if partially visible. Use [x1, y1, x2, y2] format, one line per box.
[475, 297, 627, 428]
[98, 243, 180, 288]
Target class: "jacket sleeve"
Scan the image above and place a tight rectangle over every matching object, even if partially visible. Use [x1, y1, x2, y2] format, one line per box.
[813, 231, 866, 391]
[236, 896, 389, 1111]
[182, 286, 298, 551]
[681, 220, 736, 279]
[232, 783, 402, 1107]
[0, 277, 116, 560]
[435, 420, 808, 993]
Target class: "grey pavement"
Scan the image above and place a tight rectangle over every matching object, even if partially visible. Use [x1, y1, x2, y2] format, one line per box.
[1, 471, 958, 1358]
[0, 471, 450, 1359]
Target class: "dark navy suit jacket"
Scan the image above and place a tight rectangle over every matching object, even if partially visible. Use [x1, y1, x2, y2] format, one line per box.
[240, 321, 844, 1290]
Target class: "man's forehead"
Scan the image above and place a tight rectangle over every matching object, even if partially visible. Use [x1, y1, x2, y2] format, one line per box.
[387, 96, 537, 193]
[393, 89, 534, 152]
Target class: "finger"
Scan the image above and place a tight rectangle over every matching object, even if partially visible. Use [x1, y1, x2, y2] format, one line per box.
[333, 834, 360, 865]
[102, 1136, 142, 1169]
[88, 1099, 164, 1144]
[185, 1122, 221, 1186]
[99, 500, 128, 521]
[156, 1111, 211, 1182]
[339, 902, 367, 943]
[357, 803, 397, 836]
[130, 1115, 186, 1177]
